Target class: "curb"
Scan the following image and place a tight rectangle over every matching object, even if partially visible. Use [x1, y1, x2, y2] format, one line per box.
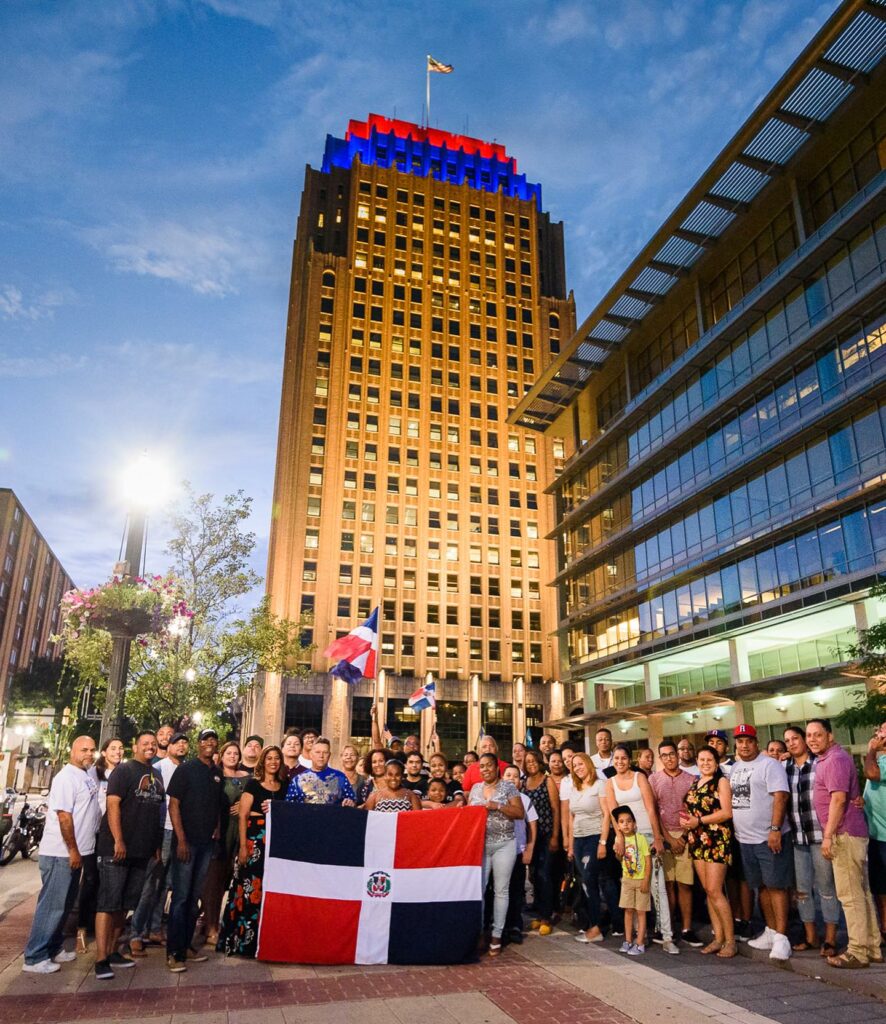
[737, 938, 886, 1001]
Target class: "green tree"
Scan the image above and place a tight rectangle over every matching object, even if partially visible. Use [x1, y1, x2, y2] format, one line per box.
[123, 485, 311, 730]
[834, 582, 886, 731]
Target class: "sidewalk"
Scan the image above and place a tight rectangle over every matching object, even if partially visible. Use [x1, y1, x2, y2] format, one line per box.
[3, 889, 885, 1024]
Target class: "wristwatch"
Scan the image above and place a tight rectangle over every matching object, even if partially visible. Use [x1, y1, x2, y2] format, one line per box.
[768, 825, 781, 832]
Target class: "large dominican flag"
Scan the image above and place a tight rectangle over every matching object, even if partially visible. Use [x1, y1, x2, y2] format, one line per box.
[257, 803, 486, 965]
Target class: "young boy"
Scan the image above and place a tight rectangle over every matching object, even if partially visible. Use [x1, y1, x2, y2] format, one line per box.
[424, 779, 448, 807]
[613, 805, 651, 956]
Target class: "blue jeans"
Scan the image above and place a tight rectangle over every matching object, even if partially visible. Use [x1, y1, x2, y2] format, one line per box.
[166, 840, 213, 960]
[574, 833, 621, 931]
[530, 836, 555, 922]
[482, 839, 517, 939]
[131, 829, 174, 940]
[24, 856, 81, 965]
[793, 841, 840, 925]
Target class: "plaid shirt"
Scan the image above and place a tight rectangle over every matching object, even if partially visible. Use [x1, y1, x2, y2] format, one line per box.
[785, 756, 822, 845]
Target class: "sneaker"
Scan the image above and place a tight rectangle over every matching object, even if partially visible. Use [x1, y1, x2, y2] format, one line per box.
[681, 929, 703, 947]
[185, 948, 208, 962]
[574, 932, 590, 944]
[735, 919, 752, 942]
[662, 940, 680, 955]
[94, 959, 114, 980]
[619, 941, 633, 953]
[611, 928, 624, 937]
[508, 927, 524, 945]
[22, 960, 61, 975]
[748, 927, 775, 950]
[51, 949, 77, 963]
[107, 951, 136, 969]
[651, 930, 664, 945]
[166, 956, 187, 973]
[769, 933, 792, 961]
[129, 938, 147, 957]
[627, 943, 646, 956]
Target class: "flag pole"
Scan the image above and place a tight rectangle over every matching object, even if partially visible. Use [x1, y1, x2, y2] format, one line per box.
[426, 55, 431, 127]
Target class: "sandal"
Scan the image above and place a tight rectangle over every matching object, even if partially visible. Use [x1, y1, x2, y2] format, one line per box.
[76, 929, 88, 954]
[701, 940, 722, 955]
[488, 942, 502, 958]
[827, 953, 869, 969]
[820, 942, 837, 958]
[792, 940, 820, 952]
[717, 942, 738, 959]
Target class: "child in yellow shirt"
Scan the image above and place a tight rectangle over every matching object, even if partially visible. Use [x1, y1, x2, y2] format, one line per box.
[613, 805, 651, 955]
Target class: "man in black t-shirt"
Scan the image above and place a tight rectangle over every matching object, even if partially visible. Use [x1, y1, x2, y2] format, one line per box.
[165, 728, 225, 971]
[402, 753, 428, 796]
[94, 731, 164, 981]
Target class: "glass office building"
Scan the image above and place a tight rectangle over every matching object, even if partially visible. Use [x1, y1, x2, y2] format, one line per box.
[511, 0, 886, 752]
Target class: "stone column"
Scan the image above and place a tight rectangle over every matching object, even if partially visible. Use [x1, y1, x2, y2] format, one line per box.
[548, 678, 566, 743]
[728, 637, 751, 686]
[646, 714, 665, 769]
[513, 675, 526, 748]
[468, 674, 482, 750]
[252, 670, 285, 744]
[644, 662, 660, 702]
[420, 672, 435, 754]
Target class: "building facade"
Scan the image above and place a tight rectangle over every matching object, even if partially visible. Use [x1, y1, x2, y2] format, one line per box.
[251, 115, 575, 756]
[0, 489, 72, 760]
[512, 0, 886, 754]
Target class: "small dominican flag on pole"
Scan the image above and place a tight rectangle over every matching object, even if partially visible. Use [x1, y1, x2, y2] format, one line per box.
[323, 607, 379, 684]
[408, 680, 436, 712]
[475, 725, 486, 749]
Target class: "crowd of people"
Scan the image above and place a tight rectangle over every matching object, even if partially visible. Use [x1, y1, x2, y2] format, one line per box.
[20, 714, 886, 977]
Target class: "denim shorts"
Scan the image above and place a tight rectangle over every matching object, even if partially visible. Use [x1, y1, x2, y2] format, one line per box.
[96, 856, 149, 914]
[738, 834, 794, 890]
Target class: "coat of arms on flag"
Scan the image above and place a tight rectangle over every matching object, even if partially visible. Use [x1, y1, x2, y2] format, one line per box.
[323, 607, 379, 683]
[408, 680, 436, 712]
[257, 803, 486, 964]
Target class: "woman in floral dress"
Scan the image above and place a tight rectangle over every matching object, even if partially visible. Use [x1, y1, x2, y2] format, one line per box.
[220, 745, 285, 957]
[679, 746, 735, 958]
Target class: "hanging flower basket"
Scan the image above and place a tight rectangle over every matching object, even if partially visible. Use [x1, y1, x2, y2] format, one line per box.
[56, 574, 194, 646]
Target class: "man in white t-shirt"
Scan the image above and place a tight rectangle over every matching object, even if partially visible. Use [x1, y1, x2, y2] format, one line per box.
[23, 736, 100, 974]
[729, 724, 792, 961]
[590, 727, 615, 776]
[130, 731, 189, 954]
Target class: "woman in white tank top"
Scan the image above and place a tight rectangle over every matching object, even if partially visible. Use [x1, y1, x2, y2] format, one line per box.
[603, 745, 662, 847]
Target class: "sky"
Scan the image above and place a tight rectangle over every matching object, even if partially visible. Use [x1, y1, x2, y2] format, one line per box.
[0, 0, 839, 590]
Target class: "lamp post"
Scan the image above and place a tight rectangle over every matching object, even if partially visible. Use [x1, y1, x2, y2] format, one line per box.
[99, 451, 167, 747]
[13, 724, 35, 791]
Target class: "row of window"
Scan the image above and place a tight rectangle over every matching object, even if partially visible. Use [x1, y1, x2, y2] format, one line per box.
[321, 492, 540, 522]
[626, 214, 886, 466]
[300, 567, 541, 600]
[565, 398, 886, 595]
[340, 326, 544, 354]
[357, 180, 533, 227]
[334, 464, 539, 490]
[567, 498, 886, 664]
[628, 313, 886, 522]
[343, 353, 537, 375]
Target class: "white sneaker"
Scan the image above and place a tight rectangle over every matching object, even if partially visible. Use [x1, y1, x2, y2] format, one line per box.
[769, 933, 791, 960]
[52, 950, 77, 963]
[748, 927, 774, 950]
[662, 939, 681, 955]
[22, 960, 61, 974]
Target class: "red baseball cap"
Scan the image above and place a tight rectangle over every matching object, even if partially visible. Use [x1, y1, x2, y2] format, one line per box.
[733, 724, 757, 738]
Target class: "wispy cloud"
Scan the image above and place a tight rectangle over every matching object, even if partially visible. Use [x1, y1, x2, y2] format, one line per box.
[0, 284, 73, 321]
[0, 352, 87, 378]
[82, 217, 265, 296]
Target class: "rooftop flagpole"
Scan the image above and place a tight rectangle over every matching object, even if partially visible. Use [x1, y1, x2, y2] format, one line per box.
[426, 55, 431, 126]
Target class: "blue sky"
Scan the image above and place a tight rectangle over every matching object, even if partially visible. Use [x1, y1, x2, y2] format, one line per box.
[0, 0, 837, 588]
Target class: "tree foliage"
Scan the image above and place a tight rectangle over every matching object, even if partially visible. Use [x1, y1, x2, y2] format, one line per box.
[834, 581, 886, 731]
[123, 485, 311, 730]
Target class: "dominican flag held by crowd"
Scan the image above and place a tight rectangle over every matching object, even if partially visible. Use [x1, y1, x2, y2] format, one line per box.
[324, 607, 379, 684]
[256, 803, 486, 964]
[408, 680, 436, 712]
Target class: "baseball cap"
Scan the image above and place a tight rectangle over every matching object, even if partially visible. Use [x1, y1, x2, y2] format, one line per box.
[170, 731, 189, 744]
[704, 729, 728, 743]
[198, 728, 219, 741]
[733, 724, 757, 738]
[244, 734, 264, 746]
[388, 735, 403, 745]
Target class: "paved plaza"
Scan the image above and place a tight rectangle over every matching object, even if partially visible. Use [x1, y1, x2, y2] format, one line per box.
[2, 876, 886, 1024]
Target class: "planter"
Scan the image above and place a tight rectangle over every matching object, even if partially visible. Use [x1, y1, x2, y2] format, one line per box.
[88, 607, 155, 639]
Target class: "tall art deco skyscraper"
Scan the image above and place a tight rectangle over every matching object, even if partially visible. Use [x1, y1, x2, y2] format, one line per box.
[250, 115, 575, 757]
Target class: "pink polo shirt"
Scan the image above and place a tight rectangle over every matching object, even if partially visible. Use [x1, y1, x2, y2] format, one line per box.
[649, 768, 694, 831]
[812, 742, 868, 838]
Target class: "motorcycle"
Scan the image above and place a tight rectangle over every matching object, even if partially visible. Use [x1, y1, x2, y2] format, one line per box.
[0, 787, 17, 844]
[0, 795, 47, 865]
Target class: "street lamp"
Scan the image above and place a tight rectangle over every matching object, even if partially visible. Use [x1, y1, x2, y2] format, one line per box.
[100, 451, 169, 746]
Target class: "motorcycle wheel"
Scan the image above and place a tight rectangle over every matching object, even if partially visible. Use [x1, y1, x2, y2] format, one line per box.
[0, 834, 19, 866]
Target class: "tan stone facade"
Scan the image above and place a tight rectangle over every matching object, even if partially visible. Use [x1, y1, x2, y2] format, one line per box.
[249, 119, 575, 757]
